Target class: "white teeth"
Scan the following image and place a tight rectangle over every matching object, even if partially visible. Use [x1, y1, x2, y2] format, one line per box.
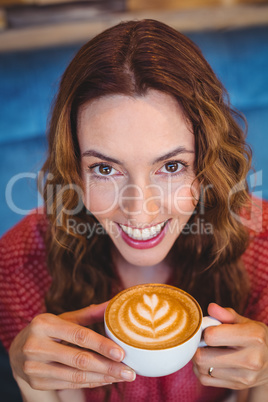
[142, 228, 151, 240]
[133, 228, 142, 240]
[119, 221, 166, 241]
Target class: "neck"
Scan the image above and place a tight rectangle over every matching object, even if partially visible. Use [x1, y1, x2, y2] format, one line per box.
[112, 247, 172, 289]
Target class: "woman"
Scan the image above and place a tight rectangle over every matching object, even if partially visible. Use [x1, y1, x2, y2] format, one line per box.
[0, 19, 267, 402]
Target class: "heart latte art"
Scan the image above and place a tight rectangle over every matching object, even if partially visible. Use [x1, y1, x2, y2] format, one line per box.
[106, 285, 201, 350]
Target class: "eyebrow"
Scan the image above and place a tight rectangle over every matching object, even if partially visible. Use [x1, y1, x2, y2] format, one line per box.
[81, 146, 194, 165]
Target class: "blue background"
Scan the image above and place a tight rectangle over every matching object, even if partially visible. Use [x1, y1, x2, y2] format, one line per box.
[0, 26, 268, 237]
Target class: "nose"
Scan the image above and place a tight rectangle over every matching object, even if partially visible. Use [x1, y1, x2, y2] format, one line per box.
[119, 181, 161, 225]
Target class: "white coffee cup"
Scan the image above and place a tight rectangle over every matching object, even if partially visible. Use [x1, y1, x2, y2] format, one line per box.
[104, 284, 221, 377]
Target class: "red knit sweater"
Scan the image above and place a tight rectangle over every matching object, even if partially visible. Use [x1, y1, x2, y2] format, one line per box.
[0, 199, 267, 401]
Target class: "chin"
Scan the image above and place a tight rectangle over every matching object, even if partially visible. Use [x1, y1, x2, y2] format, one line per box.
[121, 250, 169, 268]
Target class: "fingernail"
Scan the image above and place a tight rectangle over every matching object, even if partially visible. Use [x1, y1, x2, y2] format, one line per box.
[110, 348, 124, 361]
[121, 369, 136, 381]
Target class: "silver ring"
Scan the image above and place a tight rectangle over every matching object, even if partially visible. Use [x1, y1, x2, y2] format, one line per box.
[208, 367, 214, 377]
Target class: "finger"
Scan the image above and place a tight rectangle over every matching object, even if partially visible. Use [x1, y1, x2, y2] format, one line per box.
[193, 346, 260, 372]
[193, 366, 248, 390]
[193, 347, 239, 370]
[28, 377, 115, 390]
[203, 321, 265, 348]
[25, 361, 134, 385]
[193, 365, 256, 390]
[26, 340, 135, 381]
[58, 340, 125, 369]
[34, 315, 124, 361]
[207, 304, 248, 325]
[60, 302, 109, 326]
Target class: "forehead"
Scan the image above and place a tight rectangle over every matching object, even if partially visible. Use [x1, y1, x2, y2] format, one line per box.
[77, 90, 195, 161]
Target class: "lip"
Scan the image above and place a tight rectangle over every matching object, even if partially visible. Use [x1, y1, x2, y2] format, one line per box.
[117, 220, 170, 250]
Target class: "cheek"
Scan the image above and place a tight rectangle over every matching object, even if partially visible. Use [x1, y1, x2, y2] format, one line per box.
[165, 180, 199, 217]
[83, 182, 118, 218]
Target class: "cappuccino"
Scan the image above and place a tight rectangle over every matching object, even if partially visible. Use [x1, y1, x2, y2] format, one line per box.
[105, 284, 201, 350]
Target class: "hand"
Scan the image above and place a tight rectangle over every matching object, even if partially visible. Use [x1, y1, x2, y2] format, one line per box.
[9, 302, 136, 391]
[192, 303, 268, 391]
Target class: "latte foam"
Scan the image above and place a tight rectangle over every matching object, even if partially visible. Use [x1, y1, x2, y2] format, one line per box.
[105, 284, 201, 350]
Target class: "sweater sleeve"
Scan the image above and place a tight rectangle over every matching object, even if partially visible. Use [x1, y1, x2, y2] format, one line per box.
[242, 198, 268, 325]
[0, 210, 51, 351]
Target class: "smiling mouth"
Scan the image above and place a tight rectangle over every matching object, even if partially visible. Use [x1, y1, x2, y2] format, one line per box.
[117, 220, 169, 241]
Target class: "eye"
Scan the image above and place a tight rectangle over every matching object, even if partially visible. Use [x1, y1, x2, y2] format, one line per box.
[94, 165, 115, 176]
[158, 161, 184, 175]
[89, 163, 118, 177]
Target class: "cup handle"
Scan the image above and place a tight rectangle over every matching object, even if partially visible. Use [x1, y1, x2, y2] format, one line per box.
[198, 316, 221, 347]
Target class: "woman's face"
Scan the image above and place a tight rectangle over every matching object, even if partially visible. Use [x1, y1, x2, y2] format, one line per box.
[77, 90, 199, 267]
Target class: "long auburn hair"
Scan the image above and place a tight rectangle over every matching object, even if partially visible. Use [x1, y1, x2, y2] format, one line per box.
[42, 19, 251, 317]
